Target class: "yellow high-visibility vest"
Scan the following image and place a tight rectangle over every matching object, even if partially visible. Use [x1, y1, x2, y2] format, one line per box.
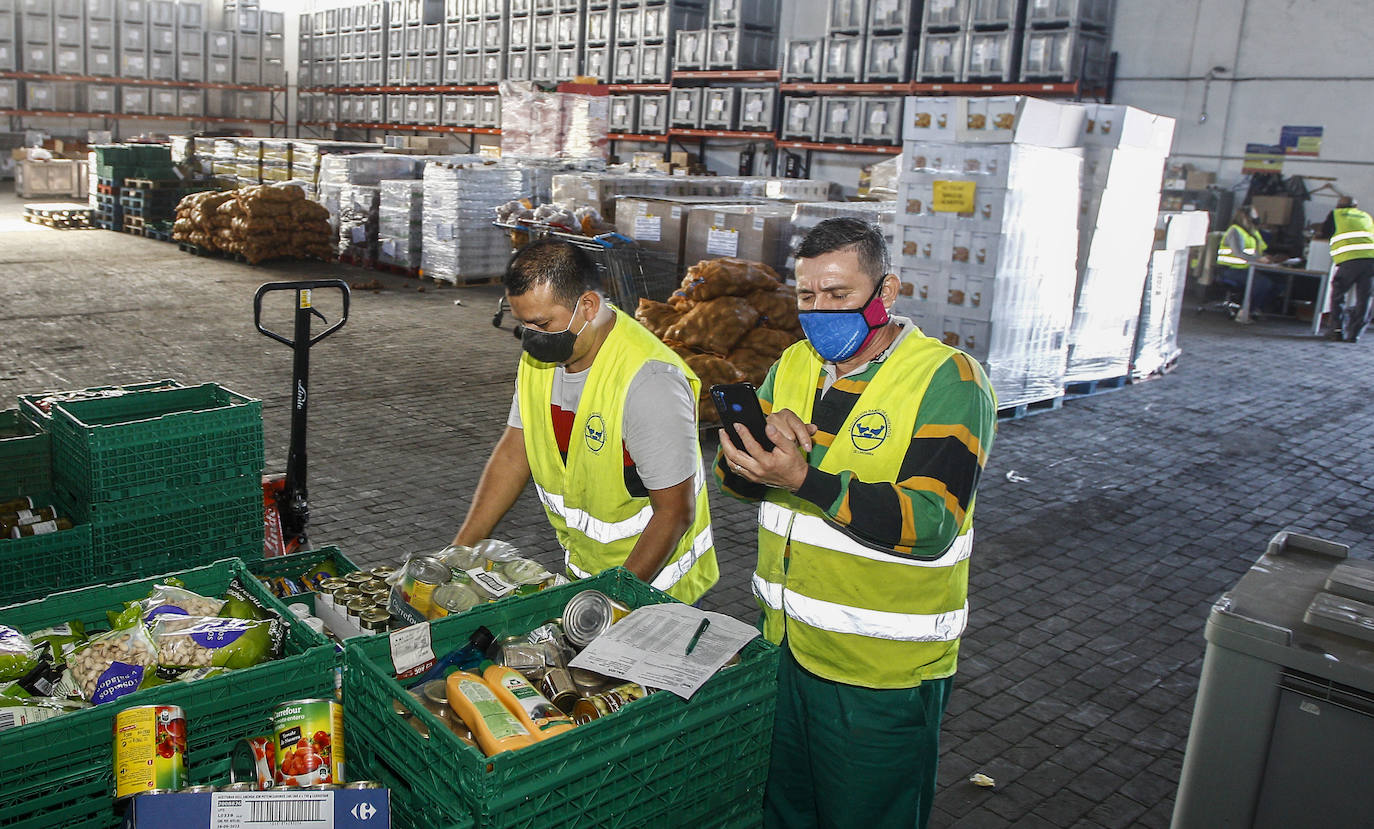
[1331, 208, 1374, 265]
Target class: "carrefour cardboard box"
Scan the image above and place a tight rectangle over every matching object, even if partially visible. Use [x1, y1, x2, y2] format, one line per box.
[123, 789, 390, 828]
[683, 202, 794, 271]
[617, 195, 758, 266]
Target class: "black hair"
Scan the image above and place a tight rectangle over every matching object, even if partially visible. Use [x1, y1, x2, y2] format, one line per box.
[503, 238, 602, 307]
[795, 217, 890, 284]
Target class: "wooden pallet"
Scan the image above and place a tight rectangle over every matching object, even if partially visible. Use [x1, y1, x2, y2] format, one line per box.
[997, 395, 1064, 421]
[23, 203, 96, 229]
[123, 215, 147, 232]
[1064, 375, 1130, 400]
[122, 178, 183, 190]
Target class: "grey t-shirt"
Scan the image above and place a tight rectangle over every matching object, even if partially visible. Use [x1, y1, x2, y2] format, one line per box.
[508, 360, 700, 491]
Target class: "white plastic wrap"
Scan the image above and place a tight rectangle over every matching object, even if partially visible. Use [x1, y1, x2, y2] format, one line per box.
[499, 80, 609, 160]
[1132, 211, 1207, 379]
[379, 179, 425, 270]
[422, 160, 536, 284]
[894, 118, 1083, 409]
[337, 184, 381, 263]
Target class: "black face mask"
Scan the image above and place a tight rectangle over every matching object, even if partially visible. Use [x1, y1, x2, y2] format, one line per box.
[520, 313, 589, 364]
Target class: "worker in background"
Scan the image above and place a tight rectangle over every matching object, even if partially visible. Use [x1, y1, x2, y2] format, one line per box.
[1316, 196, 1374, 343]
[715, 218, 997, 828]
[451, 238, 718, 603]
[1215, 207, 1278, 318]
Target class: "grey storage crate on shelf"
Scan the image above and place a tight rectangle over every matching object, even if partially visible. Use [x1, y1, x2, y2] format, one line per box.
[586, 7, 610, 44]
[584, 43, 610, 81]
[442, 51, 463, 82]
[149, 50, 175, 80]
[532, 49, 557, 83]
[370, 1, 389, 28]
[478, 93, 500, 128]
[462, 0, 482, 20]
[826, 0, 866, 32]
[368, 28, 386, 53]
[178, 0, 201, 28]
[405, 53, 424, 84]
[554, 45, 578, 79]
[481, 16, 505, 49]
[264, 35, 284, 62]
[262, 10, 284, 35]
[1173, 532, 1374, 829]
[118, 0, 146, 24]
[508, 15, 528, 49]
[510, 0, 532, 12]
[149, 24, 175, 52]
[445, 19, 462, 50]
[706, 27, 774, 69]
[421, 53, 441, 83]
[0, 41, 12, 72]
[637, 93, 668, 134]
[87, 84, 115, 112]
[780, 96, 820, 140]
[150, 87, 176, 115]
[387, 53, 404, 82]
[479, 0, 504, 19]
[178, 25, 203, 54]
[148, 0, 172, 26]
[461, 51, 481, 81]
[612, 42, 638, 81]
[922, 0, 968, 29]
[964, 29, 1019, 81]
[710, 0, 779, 29]
[819, 96, 860, 142]
[1026, 0, 1112, 29]
[456, 93, 480, 125]
[55, 45, 83, 74]
[916, 30, 964, 80]
[674, 28, 706, 69]
[968, 0, 1022, 29]
[421, 94, 440, 125]
[858, 96, 902, 144]
[821, 34, 863, 82]
[121, 85, 149, 115]
[532, 14, 554, 49]
[864, 31, 911, 81]
[176, 88, 202, 118]
[1020, 26, 1110, 84]
[615, 6, 639, 44]
[367, 95, 386, 123]
[701, 86, 738, 129]
[87, 0, 114, 20]
[423, 21, 441, 52]
[641, 4, 706, 43]
[387, 93, 405, 123]
[670, 87, 703, 127]
[555, 10, 579, 48]
[235, 56, 260, 84]
[869, 0, 920, 32]
[119, 22, 145, 51]
[236, 31, 257, 59]
[480, 49, 503, 82]
[53, 16, 81, 47]
[639, 42, 669, 82]
[609, 93, 638, 132]
[177, 52, 202, 81]
[404, 22, 422, 53]
[26, 80, 78, 111]
[206, 29, 232, 57]
[440, 93, 460, 123]
[738, 86, 774, 131]
[781, 37, 821, 82]
[0, 77, 13, 108]
[506, 48, 530, 79]
[235, 7, 259, 34]
[206, 54, 232, 83]
[118, 48, 147, 78]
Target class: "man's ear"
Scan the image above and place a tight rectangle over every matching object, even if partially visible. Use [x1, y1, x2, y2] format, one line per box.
[880, 274, 899, 309]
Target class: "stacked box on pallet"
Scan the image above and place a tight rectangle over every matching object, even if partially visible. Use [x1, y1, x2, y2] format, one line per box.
[235, 136, 263, 186]
[1132, 211, 1208, 380]
[261, 138, 293, 182]
[896, 95, 1085, 409]
[44, 383, 264, 581]
[379, 178, 425, 271]
[1064, 103, 1174, 384]
[344, 568, 778, 829]
[421, 160, 533, 284]
[338, 183, 382, 264]
[0, 558, 334, 828]
[318, 151, 425, 236]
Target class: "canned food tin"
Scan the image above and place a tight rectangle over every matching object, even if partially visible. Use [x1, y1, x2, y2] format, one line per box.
[300, 783, 342, 791]
[114, 705, 188, 800]
[562, 590, 630, 648]
[438, 544, 484, 571]
[428, 582, 481, 618]
[363, 584, 391, 603]
[317, 578, 349, 607]
[369, 566, 396, 580]
[272, 699, 344, 786]
[359, 608, 390, 635]
[287, 602, 311, 619]
[182, 784, 217, 793]
[539, 668, 580, 715]
[345, 596, 374, 619]
[406, 716, 431, 739]
[345, 781, 384, 789]
[569, 667, 613, 695]
[571, 695, 612, 724]
[229, 735, 277, 790]
[570, 683, 650, 724]
[333, 586, 362, 608]
[219, 782, 261, 792]
[343, 571, 372, 586]
[398, 556, 449, 617]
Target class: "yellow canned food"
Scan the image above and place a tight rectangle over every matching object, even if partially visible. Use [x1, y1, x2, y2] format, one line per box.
[113, 705, 188, 800]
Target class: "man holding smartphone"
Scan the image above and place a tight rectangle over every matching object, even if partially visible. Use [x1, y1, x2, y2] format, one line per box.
[715, 218, 997, 828]
[452, 238, 718, 604]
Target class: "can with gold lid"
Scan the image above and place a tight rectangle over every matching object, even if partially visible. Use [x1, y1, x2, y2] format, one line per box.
[345, 596, 374, 620]
[359, 608, 391, 635]
[343, 571, 372, 586]
[398, 556, 449, 617]
[369, 566, 396, 580]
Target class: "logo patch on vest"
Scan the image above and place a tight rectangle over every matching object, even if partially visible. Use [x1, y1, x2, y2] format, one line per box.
[850, 410, 890, 452]
[584, 414, 607, 452]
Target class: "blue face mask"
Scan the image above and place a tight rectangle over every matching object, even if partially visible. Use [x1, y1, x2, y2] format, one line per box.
[797, 280, 891, 363]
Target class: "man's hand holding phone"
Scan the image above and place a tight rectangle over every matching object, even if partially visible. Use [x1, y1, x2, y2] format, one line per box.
[712, 384, 815, 492]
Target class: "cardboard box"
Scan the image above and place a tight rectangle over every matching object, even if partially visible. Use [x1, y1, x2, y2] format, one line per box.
[958, 96, 1086, 148]
[1081, 104, 1176, 154]
[683, 203, 794, 270]
[903, 96, 958, 142]
[1184, 167, 1216, 190]
[122, 789, 391, 828]
[1251, 195, 1292, 226]
[617, 195, 758, 265]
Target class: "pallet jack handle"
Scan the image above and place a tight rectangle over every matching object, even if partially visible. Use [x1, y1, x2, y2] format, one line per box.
[253, 279, 350, 549]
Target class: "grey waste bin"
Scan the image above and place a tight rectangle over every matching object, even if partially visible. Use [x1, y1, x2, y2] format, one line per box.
[1173, 531, 1374, 828]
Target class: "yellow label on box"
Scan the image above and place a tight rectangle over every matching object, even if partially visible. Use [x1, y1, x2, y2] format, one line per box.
[932, 180, 976, 213]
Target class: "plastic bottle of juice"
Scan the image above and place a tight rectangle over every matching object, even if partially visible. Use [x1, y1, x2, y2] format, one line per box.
[445, 670, 536, 756]
[482, 661, 576, 740]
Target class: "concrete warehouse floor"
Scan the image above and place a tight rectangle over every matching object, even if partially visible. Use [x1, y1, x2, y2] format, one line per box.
[3, 184, 1371, 827]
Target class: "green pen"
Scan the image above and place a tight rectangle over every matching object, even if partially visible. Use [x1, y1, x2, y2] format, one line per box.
[685, 618, 710, 655]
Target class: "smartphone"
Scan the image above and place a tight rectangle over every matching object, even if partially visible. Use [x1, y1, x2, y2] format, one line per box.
[710, 383, 775, 453]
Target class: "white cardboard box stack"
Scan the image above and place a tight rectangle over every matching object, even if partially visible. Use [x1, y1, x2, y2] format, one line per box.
[1133, 210, 1209, 380]
[894, 95, 1085, 409]
[1064, 104, 1177, 383]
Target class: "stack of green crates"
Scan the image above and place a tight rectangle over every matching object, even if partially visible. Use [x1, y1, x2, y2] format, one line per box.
[127, 142, 177, 181]
[0, 409, 95, 605]
[45, 382, 265, 583]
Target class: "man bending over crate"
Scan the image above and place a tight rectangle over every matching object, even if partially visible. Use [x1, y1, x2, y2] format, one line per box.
[451, 237, 718, 604]
[715, 218, 998, 828]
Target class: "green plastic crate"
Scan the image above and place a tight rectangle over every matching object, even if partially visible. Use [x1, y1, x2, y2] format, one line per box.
[18, 379, 185, 427]
[343, 568, 778, 829]
[128, 144, 171, 164]
[0, 558, 335, 829]
[250, 545, 363, 597]
[75, 475, 263, 584]
[0, 488, 94, 606]
[90, 145, 135, 167]
[0, 408, 51, 500]
[50, 383, 263, 503]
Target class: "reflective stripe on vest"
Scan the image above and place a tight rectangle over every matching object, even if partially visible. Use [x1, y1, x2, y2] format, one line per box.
[567, 521, 715, 592]
[757, 500, 973, 569]
[536, 461, 706, 544]
[1331, 209, 1374, 264]
[751, 573, 968, 642]
[1217, 224, 1261, 268]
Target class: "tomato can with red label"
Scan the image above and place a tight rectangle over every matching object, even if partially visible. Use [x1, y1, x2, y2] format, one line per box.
[229, 735, 277, 789]
[272, 699, 345, 786]
[113, 705, 188, 800]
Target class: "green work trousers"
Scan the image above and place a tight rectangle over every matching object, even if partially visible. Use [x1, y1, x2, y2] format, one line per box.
[763, 644, 954, 829]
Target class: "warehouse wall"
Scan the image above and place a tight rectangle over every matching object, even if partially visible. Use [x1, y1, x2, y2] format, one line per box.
[1112, 0, 1373, 219]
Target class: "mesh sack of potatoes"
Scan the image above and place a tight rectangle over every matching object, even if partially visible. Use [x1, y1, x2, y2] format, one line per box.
[671, 257, 784, 307]
[685, 353, 745, 423]
[664, 296, 761, 356]
[747, 286, 803, 337]
[635, 299, 684, 339]
[728, 327, 799, 386]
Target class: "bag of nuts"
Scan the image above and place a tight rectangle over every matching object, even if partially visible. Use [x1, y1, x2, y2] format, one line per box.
[67, 625, 159, 704]
[152, 616, 282, 671]
[139, 584, 226, 623]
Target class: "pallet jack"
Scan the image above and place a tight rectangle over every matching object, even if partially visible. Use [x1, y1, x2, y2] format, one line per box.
[254, 279, 350, 557]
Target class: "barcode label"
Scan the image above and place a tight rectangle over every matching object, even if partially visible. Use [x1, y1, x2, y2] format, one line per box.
[0, 712, 15, 731]
[211, 791, 334, 828]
